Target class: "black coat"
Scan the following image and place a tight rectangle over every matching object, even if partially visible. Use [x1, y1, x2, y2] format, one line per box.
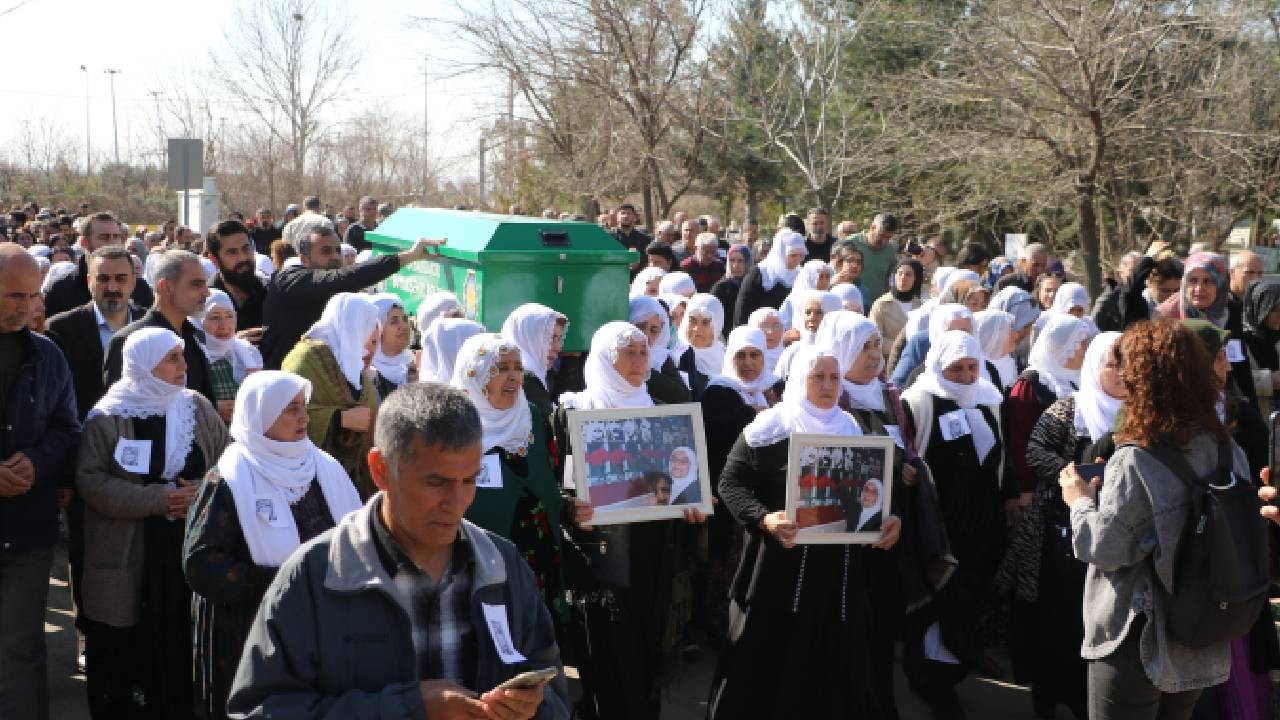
[733, 267, 790, 331]
[259, 255, 403, 369]
[709, 277, 743, 337]
[210, 273, 268, 331]
[104, 309, 215, 404]
[45, 300, 144, 421]
[43, 253, 154, 318]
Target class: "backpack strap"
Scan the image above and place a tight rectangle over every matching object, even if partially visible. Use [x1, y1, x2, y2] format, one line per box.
[1142, 443, 1209, 491]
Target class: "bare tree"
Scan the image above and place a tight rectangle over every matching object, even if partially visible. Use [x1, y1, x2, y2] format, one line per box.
[209, 0, 360, 188]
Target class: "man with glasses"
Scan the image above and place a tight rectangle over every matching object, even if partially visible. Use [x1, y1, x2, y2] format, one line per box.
[43, 212, 154, 317]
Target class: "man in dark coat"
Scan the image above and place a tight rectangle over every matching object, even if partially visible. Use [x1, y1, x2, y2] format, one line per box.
[103, 249, 215, 403]
[259, 227, 442, 369]
[43, 211, 153, 317]
[0, 246, 81, 720]
[205, 219, 268, 335]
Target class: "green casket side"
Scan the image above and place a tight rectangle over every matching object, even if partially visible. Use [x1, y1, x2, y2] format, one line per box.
[368, 208, 635, 351]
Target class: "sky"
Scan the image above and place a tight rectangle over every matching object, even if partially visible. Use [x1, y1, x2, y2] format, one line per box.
[0, 0, 499, 179]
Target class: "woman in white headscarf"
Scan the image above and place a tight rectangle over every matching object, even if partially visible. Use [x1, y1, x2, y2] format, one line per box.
[183, 370, 361, 720]
[774, 290, 842, 379]
[735, 229, 807, 331]
[854, 479, 883, 531]
[995, 331, 1123, 720]
[413, 291, 464, 339]
[830, 283, 864, 314]
[368, 293, 414, 396]
[675, 293, 727, 399]
[280, 292, 382, 498]
[501, 302, 569, 420]
[710, 344, 900, 720]
[630, 295, 693, 404]
[747, 307, 787, 374]
[817, 309, 939, 719]
[1005, 313, 1092, 515]
[899, 330, 1012, 716]
[77, 327, 229, 719]
[659, 270, 697, 298]
[551, 321, 704, 720]
[973, 309, 1018, 390]
[450, 333, 575, 625]
[777, 260, 834, 329]
[198, 289, 264, 422]
[417, 317, 486, 385]
[630, 266, 666, 298]
[889, 303, 974, 389]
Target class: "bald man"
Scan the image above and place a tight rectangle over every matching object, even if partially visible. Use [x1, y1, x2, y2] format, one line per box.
[0, 245, 80, 719]
[1230, 251, 1264, 302]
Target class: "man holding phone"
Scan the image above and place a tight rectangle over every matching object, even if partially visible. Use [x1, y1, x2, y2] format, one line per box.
[227, 384, 568, 719]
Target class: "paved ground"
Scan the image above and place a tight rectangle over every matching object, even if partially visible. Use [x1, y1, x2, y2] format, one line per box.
[42, 542, 1058, 720]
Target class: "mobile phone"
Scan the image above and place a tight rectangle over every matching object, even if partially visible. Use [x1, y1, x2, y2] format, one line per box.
[495, 667, 558, 691]
[1075, 462, 1105, 486]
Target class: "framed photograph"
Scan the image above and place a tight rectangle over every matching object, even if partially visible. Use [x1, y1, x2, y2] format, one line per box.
[566, 403, 714, 525]
[784, 434, 894, 544]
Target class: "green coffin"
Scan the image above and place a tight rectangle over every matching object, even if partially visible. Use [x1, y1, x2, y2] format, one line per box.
[368, 208, 637, 351]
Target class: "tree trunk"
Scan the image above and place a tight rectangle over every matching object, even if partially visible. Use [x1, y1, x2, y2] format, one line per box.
[1076, 183, 1103, 297]
[641, 173, 655, 233]
[744, 182, 759, 225]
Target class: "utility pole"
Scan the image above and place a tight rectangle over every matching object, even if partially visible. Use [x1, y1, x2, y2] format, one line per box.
[104, 69, 121, 166]
[150, 91, 163, 168]
[422, 58, 430, 207]
[477, 137, 486, 209]
[79, 64, 91, 175]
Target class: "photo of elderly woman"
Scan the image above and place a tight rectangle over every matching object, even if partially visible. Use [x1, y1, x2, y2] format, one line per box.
[569, 406, 714, 523]
[786, 436, 894, 543]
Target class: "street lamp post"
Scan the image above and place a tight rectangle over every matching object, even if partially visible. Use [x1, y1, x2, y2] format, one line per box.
[79, 64, 90, 175]
[104, 69, 121, 166]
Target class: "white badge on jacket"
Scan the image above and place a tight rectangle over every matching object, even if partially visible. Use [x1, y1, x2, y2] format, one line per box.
[938, 410, 971, 442]
[253, 495, 291, 528]
[477, 454, 504, 489]
[482, 603, 528, 664]
[1225, 339, 1246, 364]
[883, 425, 906, 449]
[113, 438, 152, 474]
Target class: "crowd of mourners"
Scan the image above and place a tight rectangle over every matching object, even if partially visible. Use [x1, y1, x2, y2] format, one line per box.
[2, 194, 1280, 720]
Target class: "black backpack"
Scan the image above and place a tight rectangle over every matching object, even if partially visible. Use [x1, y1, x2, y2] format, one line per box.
[1144, 442, 1270, 648]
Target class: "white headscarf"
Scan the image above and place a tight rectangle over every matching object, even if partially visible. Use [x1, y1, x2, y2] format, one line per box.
[304, 293, 381, 390]
[791, 260, 833, 294]
[747, 307, 786, 372]
[369, 293, 413, 387]
[559, 322, 653, 410]
[817, 311, 885, 412]
[856, 478, 883, 531]
[1050, 282, 1090, 316]
[679, 293, 726, 378]
[1027, 314, 1092, 398]
[1073, 331, 1123, 443]
[662, 294, 691, 359]
[706, 326, 777, 407]
[904, 269, 962, 337]
[451, 334, 534, 455]
[659, 271, 696, 297]
[927, 304, 973, 346]
[668, 446, 699, 503]
[197, 289, 263, 382]
[912, 330, 1002, 462]
[990, 287, 1041, 331]
[414, 291, 464, 335]
[630, 267, 666, 298]
[501, 303, 567, 387]
[974, 309, 1017, 388]
[743, 344, 862, 447]
[629, 295, 672, 371]
[419, 318, 486, 385]
[774, 290, 842, 378]
[938, 269, 981, 301]
[220, 371, 362, 566]
[199, 257, 217, 282]
[41, 260, 77, 294]
[830, 283, 864, 314]
[91, 328, 197, 481]
[759, 230, 807, 291]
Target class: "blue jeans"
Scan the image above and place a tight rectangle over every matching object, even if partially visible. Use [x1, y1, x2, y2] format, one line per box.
[0, 547, 52, 720]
